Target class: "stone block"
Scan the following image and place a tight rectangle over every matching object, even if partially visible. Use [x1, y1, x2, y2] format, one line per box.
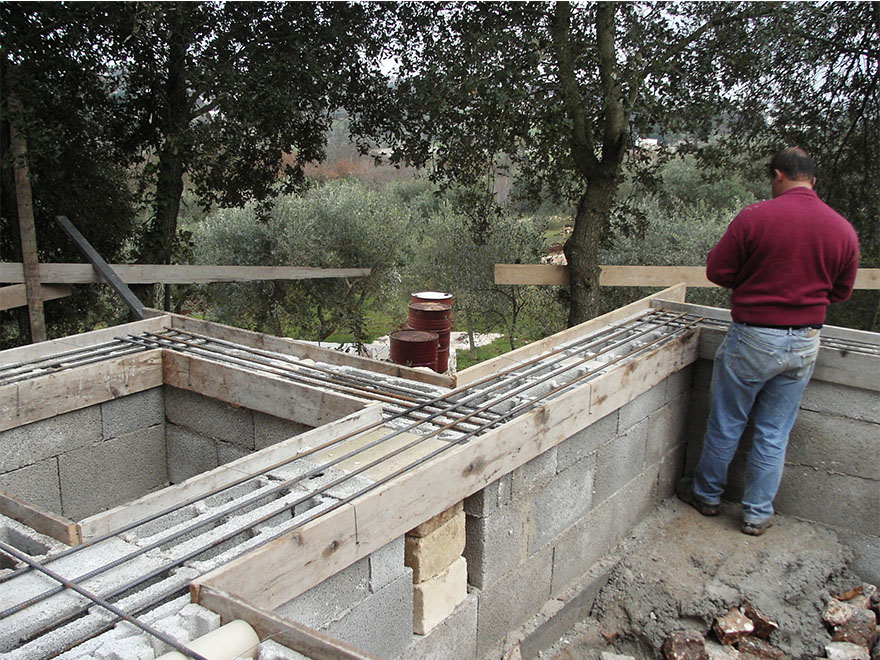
[216, 439, 251, 467]
[532, 454, 596, 552]
[476, 544, 553, 658]
[370, 536, 406, 592]
[656, 443, 688, 501]
[259, 639, 311, 660]
[646, 395, 690, 468]
[0, 406, 99, 472]
[164, 387, 254, 449]
[464, 472, 513, 518]
[618, 383, 666, 433]
[399, 593, 478, 660]
[274, 555, 370, 628]
[59, 426, 167, 520]
[787, 410, 879, 480]
[800, 380, 880, 424]
[409, 501, 463, 538]
[177, 603, 221, 639]
[0, 458, 61, 514]
[406, 510, 465, 583]
[413, 555, 468, 634]
[512, 448, 557, 496]
[556, 411, 617, 473]
[165, 424, 219, 484]
[321, 569, 413, 660]
[692, 358, 715, 392]
[101, 387, 164, 440]
[593, 421, 647, 507]
[464, 498, 533, 590]
[665, 365, 694, 402]
[254, 411, 312, 450]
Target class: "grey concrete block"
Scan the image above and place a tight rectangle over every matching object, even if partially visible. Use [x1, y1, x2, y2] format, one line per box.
[656, 444, 687, 501]
[216, 439, 251, 467]
[618, 383, 666, 433]
[800, 380, 880, 424]
[321, 569, 414, 660]
[787, 410, 879, 480]
[464, 498, 533, 590]
[101, 388, 164, 440]
[776, 467, 879, 537]
[476, 545, 553, 658]
[692, 358, 714, 392]
[165, 423, 219, 484]
[556, 411, 617, 474]
[645, 395, 689, 469]
[259, 639, 311, 660]
[532, 454, 596, 552]
[398, 593, 478, 660]
[834, 528, 880, 586]
[275, 555, 370, 628]
[0, 406, 100, 473]
[593, 421, 646, 507]
[164, 387, 255, 450]
[664, 365, 693, 402]
[512, 447, 557, 497]
[0, 458, 61, 515]
[59, 425, 167, 520]
[254, 411, 312, 450]
[370, 536, 406, 593]
[464, 472, 513, 518]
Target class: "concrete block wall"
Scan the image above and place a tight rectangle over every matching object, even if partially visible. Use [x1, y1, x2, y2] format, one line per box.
[683, 358, 880, 584]
[0, 388, 167, 520]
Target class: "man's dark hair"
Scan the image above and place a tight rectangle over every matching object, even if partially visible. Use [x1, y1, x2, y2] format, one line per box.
[769, 147, 817, 181]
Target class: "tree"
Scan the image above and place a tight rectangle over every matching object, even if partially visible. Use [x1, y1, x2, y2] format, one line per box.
[365, 2, 807, 326]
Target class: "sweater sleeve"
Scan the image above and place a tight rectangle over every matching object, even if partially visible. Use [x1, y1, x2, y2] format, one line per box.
[829, 244, 860, 303]
[706, 216, 745, 289]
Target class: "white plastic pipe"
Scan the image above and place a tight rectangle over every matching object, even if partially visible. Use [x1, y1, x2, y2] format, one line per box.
[155, 619, 260, 660]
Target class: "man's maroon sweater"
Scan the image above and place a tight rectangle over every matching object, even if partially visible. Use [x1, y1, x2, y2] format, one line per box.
[706, 187, 859, 326]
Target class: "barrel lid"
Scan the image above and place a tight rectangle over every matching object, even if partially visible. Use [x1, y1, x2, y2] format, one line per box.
[390, 329, 439, 342]
[411, 291, 453, 301]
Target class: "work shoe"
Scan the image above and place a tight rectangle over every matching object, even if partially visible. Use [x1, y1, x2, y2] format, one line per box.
[742, 519, 773, 536]
[675, 478, 720, 517]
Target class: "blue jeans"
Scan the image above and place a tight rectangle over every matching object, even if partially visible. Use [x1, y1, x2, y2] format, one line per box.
[693, 323, 820, 524]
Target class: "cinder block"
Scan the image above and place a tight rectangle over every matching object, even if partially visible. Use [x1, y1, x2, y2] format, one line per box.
[409, 501, 463, 538]
[0, 406, 99, 472]
[164, 387, 255, 449]
[800, 380, 880, 424]
[656, 444, 687, 501]
[531, 454, 596, 552]
[259, 639, 311, 660]
[476, 544, 553, 658]
[254, 411, 312, 450]
[59, 425, 167, 520]
[593, 420, 647, 507]
[216, 439, 250, 467]
[464, 498, 533, 590]
[400, 593, 478, 660]
[645, 395, 689, 468]
[787, 410, 879, 480]
[94, 635, 154, 660]
[177, 603, 221, 639]
[101, 387, 164, 440]
[166, 424, 219, 484]
[618, 383, 665, 433]
[0, 458, 61, 514]
[834, 529, 880, 586]
[413, 555, 468, 635]
[664, 365, 693, 402]
[274, 555, 370, 628]
[406, 510, 465, 583]
[464, 472, 513, 518]
[512, 447, 557, 496]
[321, 569, 414, 660]
[556, 411, 617, 474]
[692, 358, 714, 392]
[370, 536, 406, 592]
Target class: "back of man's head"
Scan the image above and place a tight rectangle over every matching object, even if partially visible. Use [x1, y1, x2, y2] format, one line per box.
[769, 147, 817, 182]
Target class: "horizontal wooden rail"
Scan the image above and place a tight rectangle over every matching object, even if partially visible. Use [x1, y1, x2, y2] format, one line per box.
[495, 264, 880, 289]
[0, 284, 71, 311]
[0, 263, 372, 285]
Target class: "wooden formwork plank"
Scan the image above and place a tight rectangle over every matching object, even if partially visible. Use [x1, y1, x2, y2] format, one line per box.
[0, 284, 71, 311]
[195, 586, 380, 660]
[79, 405, 384, 542]
[162, 351, 369, 428]
[0, 350, 163, 432]
[0, 489, 80, 546]
[456, 283, 687, 387]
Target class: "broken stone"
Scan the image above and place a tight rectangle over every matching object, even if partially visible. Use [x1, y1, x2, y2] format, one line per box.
[736, 637, 790, 660]
[705, 640, 742, 660]
[837, 586, 866, 602]
[831, 609, 878, 648]
[662, 630, 709, 660]
[600, 652, 636, 660]
[743, 601, 779, 639]
[714, 607, 755, 645]
[825, 641, 870, 660]
[826, 599, 860, 627]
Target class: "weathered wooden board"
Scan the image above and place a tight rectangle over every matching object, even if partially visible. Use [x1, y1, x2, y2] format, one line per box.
[457, 284, 687, 387]
[195, 586, 380, 660]
[0, 489, 80, 546]
[0, 284, 71, 311]
[0, 350, 163, 431]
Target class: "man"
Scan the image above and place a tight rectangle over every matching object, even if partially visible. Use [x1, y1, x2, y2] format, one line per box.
[677, 147, 860, 536]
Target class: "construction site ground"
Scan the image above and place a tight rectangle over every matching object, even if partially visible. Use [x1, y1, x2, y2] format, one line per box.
[537, 496, 867, 660]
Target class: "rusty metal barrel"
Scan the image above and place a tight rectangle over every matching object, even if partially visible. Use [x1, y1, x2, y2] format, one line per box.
[407, 302, 452, 373]
[389, 329, 439, 370]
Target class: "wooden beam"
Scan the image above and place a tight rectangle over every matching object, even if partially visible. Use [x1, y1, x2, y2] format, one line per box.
[0, 349, 163, 431]
[0, 489, 80, 546]
[0, 263, 372, 284]
[0, 284, 71, 311]
[494, 264, 880, 289]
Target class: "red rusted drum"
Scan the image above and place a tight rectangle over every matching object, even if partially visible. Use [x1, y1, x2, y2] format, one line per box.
[407, 302, 452, 373]
[390, 330, 439, 370]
